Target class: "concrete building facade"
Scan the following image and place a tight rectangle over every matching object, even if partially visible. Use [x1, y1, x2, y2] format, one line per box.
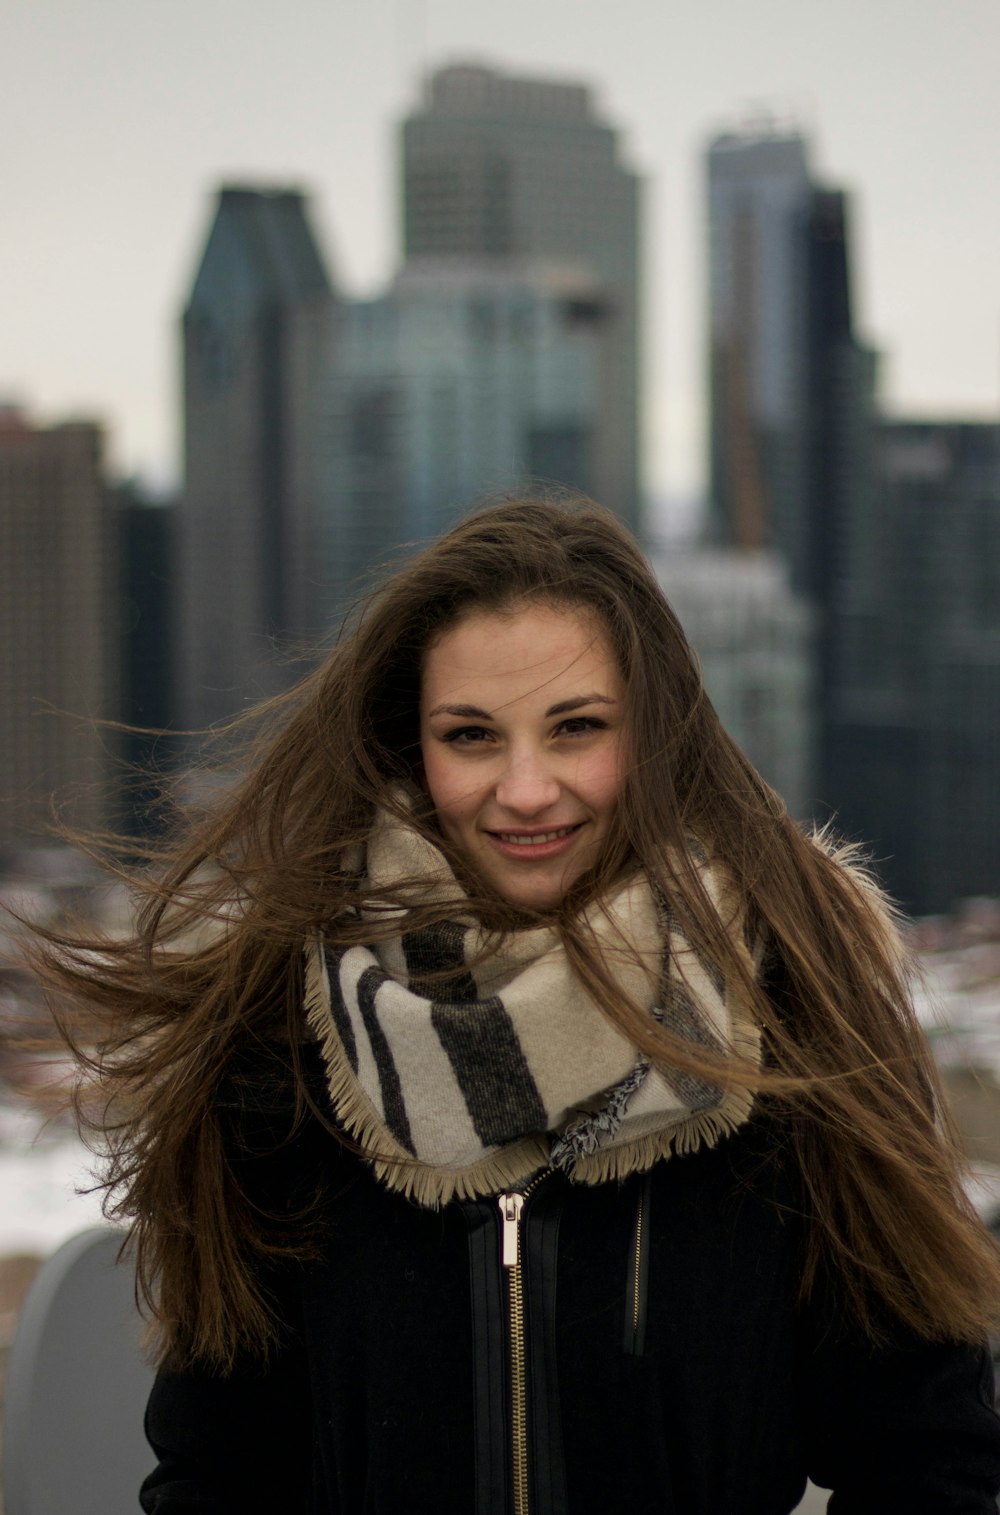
[0, 410, 117, 847]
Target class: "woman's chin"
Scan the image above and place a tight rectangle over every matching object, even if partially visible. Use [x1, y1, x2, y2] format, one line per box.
[471, 849, 585, 913]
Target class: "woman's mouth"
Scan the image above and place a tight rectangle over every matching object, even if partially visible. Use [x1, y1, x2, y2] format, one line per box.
[495, 826, 578, 846]
[486, 824, 584, 859]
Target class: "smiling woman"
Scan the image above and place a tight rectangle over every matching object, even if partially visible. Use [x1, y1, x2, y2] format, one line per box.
[420, 602, 626, 909]
[23, 495, 1000, 1513]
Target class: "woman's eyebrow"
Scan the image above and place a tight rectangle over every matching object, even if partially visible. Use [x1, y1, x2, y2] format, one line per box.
[545, 694, 617, 717]
[428, 692, 618, 721]
[427, 702, 492, 719]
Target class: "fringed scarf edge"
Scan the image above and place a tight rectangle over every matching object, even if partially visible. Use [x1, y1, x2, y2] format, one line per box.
[305, 939, 761, 1207]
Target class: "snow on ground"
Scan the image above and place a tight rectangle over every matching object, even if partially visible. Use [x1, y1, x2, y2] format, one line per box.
[0, 1103, 106, 1256]
[914, 949, 1000, 1079]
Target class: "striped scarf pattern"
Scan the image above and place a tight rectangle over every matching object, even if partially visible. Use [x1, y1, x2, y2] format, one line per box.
[305, 811, 761, 1206]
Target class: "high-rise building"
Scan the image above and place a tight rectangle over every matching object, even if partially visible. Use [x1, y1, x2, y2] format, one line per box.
[326, 260, 608, 606]
[650, 547, 816, 820]
[117, 483, 178, 834]
[0, 409, 118, 848]
[828, 420, 1000, 912]
[802, 189, 879, 629]
[402, 63, 642, 530]
[706, 123, 878, 816]
[707, 125, 875, 583]
[707, 127, 817, 563]
[180, 186, 337, 731]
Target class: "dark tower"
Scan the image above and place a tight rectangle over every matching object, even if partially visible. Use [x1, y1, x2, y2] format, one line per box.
[179, 187, 336, 731]
[706, 127, 879, 820]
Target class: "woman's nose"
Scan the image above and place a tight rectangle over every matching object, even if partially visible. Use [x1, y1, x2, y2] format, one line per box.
[494, 752, 561, 815]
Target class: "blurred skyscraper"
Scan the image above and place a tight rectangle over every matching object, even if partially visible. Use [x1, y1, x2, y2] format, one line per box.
[0, 409, 118, 846]
[829, 421, 1000, 913]
[650, 547, 816, 819]
[402, 63, 642, 530]
[707, 125, 876, 606]
[705, 122, 1000, 911]
[178, 73, 641, 726]
[705, 122, 878, 815]
[327, 261, 607, 607]
[179, 187, 337, 731]
[707, 128, 812, 563]
[117, 483, 178, 833]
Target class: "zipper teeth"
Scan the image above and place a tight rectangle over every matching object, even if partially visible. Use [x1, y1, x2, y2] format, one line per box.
[507, 1172, 549, 1515]
[522, 1172, 548, 1205]
[509, 1264, 528, 1515]
[632, 1182, 645, 1336]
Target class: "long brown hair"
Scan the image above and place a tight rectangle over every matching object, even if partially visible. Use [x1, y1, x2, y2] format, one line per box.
[22, 494, 1000, 1368]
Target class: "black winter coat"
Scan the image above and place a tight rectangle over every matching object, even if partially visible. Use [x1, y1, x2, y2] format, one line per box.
[140, 1081, 1000, 1515]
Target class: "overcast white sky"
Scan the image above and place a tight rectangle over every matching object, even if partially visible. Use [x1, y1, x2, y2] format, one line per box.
[3, 0, 998, 516]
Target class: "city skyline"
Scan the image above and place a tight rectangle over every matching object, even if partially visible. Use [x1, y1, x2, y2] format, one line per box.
[178, 66, 643, 729]
[4, 0, 999, 519]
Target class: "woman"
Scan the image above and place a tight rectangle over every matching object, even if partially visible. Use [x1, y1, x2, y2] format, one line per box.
[30, 498, 1000, 1513]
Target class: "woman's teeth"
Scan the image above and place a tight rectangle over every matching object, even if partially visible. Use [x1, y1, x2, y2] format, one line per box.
[496, 827, 576, 846]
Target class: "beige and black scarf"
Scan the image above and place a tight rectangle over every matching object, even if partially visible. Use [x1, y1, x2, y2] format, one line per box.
[306, 809, 762, 1207]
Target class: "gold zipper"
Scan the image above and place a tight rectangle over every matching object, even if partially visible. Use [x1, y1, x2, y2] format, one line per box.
[498, 1173, 548, 1515]
[631, 1177, 646, 1339]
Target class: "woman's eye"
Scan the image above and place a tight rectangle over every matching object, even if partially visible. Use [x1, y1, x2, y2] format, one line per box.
[442, 725, 494, 745]
[557, 716, 607, 737]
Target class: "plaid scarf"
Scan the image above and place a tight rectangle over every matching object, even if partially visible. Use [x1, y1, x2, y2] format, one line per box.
[305, 809, 761, 1207]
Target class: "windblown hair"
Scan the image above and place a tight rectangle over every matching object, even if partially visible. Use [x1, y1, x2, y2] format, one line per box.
[23, 494, 1000, 1368]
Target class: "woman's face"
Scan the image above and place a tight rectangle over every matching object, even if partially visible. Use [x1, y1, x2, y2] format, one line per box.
[419, 601, 627, 911]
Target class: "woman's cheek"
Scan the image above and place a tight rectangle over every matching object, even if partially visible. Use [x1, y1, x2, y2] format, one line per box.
[422, 747, 481, 828]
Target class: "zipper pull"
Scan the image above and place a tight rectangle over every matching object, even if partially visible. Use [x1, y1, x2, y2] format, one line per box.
[498, 1191, 524, 1268]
